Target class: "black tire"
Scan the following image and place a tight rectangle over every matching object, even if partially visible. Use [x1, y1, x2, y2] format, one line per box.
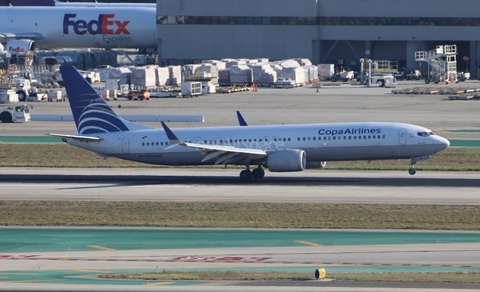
[425, 79, 430, 84]
[377, 80, 385, 87]
[17, 91, 26, 102]
[240, 170, 253, 181]
[0, 112, 13, 123]
[330, 76, 336, 82]
[252, 168, 265, 179]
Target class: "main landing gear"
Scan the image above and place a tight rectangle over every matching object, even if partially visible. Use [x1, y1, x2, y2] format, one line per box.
[240, 165, 265, 181]
[409, 155, 431, 175]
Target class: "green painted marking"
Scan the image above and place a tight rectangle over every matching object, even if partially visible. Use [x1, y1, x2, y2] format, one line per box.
[0, 136, 62, 143]
[449, 140, 480, 147]
[448, 130, 480, 133]
[1, 228, 480, 252]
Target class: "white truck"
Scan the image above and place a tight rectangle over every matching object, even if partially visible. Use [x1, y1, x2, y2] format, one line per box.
[369, 73, 397, 88]
[54, 69, 100, 86]
[0, 104, 30, 123]
[12, 78, 44, 102]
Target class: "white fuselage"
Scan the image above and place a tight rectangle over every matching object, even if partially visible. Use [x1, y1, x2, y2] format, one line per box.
[0, 6, 156, 49]
[66, 122, 449, 167]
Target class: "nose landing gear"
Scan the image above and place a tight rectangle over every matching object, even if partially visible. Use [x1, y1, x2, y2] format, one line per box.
[409, 155, 430, 175]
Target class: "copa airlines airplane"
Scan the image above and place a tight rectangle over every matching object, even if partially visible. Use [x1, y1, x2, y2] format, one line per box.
[0, 5, 156, 53]
[50, 66, 450, 181]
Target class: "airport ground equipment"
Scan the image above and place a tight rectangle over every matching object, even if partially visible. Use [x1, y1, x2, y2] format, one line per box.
[181, 81, 202, 97]
[370, 73, 396, 88]
[0, 104, 30, 123]
[415, 45, 458, 84]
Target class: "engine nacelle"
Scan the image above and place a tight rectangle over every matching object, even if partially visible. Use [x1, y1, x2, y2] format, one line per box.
[267, 149, 306, 172]
[6, 39, 36, 54]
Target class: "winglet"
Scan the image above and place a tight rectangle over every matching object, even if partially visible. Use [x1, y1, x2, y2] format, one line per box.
[236, 111, 248, 126]
[161, 122, 181, 144]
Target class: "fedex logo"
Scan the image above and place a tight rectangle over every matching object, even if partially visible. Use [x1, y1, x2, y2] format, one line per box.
[9, 46, 25, 53]
[63, 14, 130, 35]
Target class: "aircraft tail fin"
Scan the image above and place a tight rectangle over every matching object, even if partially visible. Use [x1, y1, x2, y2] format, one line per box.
[60, 65, 149, 135]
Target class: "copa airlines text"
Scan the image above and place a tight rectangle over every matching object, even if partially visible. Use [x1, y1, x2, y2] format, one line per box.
[50, 66, 450, 181]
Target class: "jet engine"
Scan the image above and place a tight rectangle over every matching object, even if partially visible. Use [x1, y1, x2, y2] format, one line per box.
[266, 149, 306, 172]
[6, 39, 36, 54]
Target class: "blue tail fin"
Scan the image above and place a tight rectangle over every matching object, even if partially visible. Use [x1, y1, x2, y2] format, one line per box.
[60, 65, 131, 135]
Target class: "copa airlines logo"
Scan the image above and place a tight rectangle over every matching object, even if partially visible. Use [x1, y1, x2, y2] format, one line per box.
[318, 128, 381, 136]
[63, 14, 131, 35]
[78, 99, 129, 134]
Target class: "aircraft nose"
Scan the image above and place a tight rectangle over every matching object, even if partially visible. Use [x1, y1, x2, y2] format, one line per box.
[436, 136, 450, 149]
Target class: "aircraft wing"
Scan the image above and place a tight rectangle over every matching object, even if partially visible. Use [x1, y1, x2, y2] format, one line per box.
[179, 142, 267, 164]
[160, 121, 266, 164]
[48, 133, 103, 142]
[0, 32, 43, 40]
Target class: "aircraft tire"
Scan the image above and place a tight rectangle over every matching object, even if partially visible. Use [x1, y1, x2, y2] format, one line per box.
[240, 170, 253, 181]
[252, 168, 265, 179]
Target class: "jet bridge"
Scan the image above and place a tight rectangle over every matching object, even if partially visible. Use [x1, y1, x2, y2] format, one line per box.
[415, 45, 457, 84]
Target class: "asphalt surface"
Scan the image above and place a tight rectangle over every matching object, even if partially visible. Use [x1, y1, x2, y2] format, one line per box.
[2, 79, 480, 291]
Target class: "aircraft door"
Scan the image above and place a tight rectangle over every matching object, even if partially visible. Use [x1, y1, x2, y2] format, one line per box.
[398, 129, 407, 145]
[122, 138, 130, 153]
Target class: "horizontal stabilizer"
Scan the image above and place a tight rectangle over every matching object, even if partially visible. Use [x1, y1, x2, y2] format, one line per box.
[48, 133, 103, 142]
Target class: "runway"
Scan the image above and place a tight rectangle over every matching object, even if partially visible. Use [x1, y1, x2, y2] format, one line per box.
[2, 80, 480, 291]
[0, 168, 479, 205]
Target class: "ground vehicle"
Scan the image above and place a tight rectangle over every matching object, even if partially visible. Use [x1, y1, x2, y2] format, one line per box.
[0, 104, 30, 123]
[370, 73, 396, 88]
[392, 71, 406, 80]
[127, 89, 150, 100]
[406, 70, 421, 80]
[274, 77, 295, 88]
[457, 72, 470, 82]
[54, 69, 99, 86]
[12, 78, 41, 101]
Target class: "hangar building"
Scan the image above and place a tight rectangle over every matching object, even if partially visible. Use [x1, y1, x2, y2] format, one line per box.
[157, 0, 480, 77]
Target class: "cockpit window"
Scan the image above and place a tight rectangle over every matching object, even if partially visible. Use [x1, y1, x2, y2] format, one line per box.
[417, 131, 435, 137]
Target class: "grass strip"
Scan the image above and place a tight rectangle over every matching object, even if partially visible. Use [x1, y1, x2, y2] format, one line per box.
[1, 201, 479, 230]
[100, 271, 480, 283]
[1, 144, 480, 171]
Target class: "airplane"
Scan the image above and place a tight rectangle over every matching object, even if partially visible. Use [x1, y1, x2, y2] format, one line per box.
[0, 5, 156, 53]
[49, 65, 450, 181]
[10, 0, 155, 8]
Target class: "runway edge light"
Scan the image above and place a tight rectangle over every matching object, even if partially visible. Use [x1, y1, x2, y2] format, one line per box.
[315, 268, 326, 280]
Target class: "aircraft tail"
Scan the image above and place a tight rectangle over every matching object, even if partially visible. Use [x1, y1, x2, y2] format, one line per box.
[60, 65, 149, 135]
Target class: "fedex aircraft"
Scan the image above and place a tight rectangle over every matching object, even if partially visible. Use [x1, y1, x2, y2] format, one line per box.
[50, 66, 450, 181]
[0, 6, 156, 53]
[10, 0, 155, 8]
